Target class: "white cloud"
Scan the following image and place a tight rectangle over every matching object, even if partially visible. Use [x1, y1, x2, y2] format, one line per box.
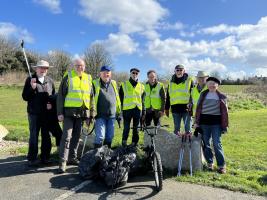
[33, 0, 62, 14]
[0, 22, 34, 43]
[255, 68, 267, 77]
[78, 0, 167, 37]
[93, 33, 139, 56]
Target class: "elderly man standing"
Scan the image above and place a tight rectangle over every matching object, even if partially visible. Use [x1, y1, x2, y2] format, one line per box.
[57, 58, 95, 173]
[92, 66, 121, 148]
[165, 64, 194, 135]
[191, 71, 209, 117]
[144, 70, 166, 126]
[22, 60, 55, 166]
[119, 68, 145, 146]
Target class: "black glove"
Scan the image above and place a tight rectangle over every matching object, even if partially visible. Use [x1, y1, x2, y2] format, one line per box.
[116, 115, 122, 128]
[194, 127, 203, 137]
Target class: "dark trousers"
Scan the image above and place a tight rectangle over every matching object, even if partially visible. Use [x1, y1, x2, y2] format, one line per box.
[59, 117, 82, 162]
[47, 114, 62, 146]
[122, 108, 141, 144]
[27, 114, 51, 161]
[145, 110, 161, 126]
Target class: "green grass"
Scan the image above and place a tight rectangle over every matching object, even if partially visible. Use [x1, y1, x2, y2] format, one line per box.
[1, 85, 267, 196]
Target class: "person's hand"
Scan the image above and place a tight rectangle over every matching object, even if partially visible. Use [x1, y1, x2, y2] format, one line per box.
[47, 102, 52, 110]
[165, 110, 169, 117]
[30, 78, 37, 90]
[58, 114, 64, 122]
[86, 117, 94, 126]
[159, 111, 164, 117]
[222, 127, 228, 134]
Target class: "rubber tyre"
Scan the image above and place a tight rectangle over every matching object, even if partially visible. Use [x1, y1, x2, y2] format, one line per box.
[152, 151, 163, 191]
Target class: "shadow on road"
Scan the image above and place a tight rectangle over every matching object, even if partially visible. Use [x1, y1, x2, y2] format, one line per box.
[0, 155, 60, 178]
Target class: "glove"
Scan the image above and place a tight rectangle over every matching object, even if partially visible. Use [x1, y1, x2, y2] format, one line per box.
[221, 127, 228, 134]
[194, 127, 203, 137]
[116, 114, 122, 128]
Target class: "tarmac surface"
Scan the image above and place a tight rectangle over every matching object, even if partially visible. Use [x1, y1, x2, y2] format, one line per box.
[0, 154, 266, 200]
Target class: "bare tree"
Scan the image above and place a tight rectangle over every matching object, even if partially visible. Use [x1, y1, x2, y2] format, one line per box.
[83, 43, 113, 79]
[112, 71, 129, 86]
[46, 50, 72, 80]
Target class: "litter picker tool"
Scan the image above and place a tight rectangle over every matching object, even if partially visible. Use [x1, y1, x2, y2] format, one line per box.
[20, 40, 31, 78]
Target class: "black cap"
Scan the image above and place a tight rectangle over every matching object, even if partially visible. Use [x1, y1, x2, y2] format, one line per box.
[130, 68, 140, 73]
[207, 76, 221, 85]
[175, 64, 185, 69]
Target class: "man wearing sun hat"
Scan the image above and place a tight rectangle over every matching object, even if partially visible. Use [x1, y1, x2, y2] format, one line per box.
[191, 71, 209, 117]
[22, 60, 55, 166]
[92, 65, 121, 148]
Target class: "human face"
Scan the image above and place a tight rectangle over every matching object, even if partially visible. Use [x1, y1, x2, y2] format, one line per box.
[130, 70, 139, 81]
[148, 72, 157, 85]
[197, 77, 208, 86]
[207, 80, 219, 92]
[35, 67, 48, 77]
[175, 68, 184, 78]
[74, 59, 85, 75]
[100, 70, 111, 83]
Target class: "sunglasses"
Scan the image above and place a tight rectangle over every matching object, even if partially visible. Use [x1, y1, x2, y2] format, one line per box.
[131, 72, 139, 75]
[175, 69, 183, 72]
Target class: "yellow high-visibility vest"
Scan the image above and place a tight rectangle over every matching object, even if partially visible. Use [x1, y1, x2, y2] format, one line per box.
[121, 80, 144, 110]
[168, 77, 193, 105]
[144, 82, 164, 110]
[64, 69, 92, 109]
[93, 78, 121, 114]
[191, 84, 207, 116]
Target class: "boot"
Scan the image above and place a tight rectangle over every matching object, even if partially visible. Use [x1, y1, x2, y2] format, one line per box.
[103, 140, 112, 148]
[94, 143, 103, 149]
[58, 161, 66, 174]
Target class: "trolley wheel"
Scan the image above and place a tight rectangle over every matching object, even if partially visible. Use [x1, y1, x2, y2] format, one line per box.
[152, 151, 163, 191]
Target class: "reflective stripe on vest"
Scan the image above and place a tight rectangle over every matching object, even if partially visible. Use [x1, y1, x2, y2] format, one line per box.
[169, 78, 192, 105]
[122, 80, 144, 110]
[64, 70, 92, 109]
[144, 82, 162, 110]
[93, 79, 121, 114]
[191, 85, 207, 116]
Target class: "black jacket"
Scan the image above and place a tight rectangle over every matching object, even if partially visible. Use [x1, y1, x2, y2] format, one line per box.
[22, 73, 55, 115]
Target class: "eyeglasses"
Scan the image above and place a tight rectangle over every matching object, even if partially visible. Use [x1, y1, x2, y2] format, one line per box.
[175, 69, 183, 72]
[131, 72, 139, 75]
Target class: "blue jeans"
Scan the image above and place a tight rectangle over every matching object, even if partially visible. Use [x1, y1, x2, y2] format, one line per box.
[94, 117, 115, 145]
[200, 124, 225, 167]
[172, 112, 191, 133]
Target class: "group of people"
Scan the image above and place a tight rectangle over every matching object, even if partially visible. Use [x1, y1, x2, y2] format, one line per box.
[22, 59, 228, 174]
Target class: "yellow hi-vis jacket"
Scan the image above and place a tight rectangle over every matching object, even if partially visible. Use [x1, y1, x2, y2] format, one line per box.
[144, 82, 164, 110]
[121, 80, 144, 111]
[191, 84, 207, 116]
[168, 77, 193, 105]
[64, 69, 92, 109]
[93, 78, 121, 114]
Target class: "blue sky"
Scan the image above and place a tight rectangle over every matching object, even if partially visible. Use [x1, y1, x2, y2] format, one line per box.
[1, 0, 267, 80]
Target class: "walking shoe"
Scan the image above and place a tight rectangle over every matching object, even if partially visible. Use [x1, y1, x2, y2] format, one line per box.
[207, 163, 214, 171]
[217, 167, 226, 174]
[28, 160, 39, 167]
[58, 161, 66, 174]
[67, 158, 79, 166]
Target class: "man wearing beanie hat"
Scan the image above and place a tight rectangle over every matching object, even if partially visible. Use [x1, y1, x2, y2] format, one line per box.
[119, 67, 145, 146]
[165, 64, 194, 135]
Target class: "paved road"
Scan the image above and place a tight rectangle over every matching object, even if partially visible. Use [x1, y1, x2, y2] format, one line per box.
[0, 155, 266, 200]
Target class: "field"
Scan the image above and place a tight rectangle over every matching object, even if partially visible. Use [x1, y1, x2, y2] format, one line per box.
[0, 84, 267, 196]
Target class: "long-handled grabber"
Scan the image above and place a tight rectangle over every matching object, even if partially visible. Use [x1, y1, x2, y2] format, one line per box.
[20, 40, 32, 78]
[177, 134, 186, 176]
